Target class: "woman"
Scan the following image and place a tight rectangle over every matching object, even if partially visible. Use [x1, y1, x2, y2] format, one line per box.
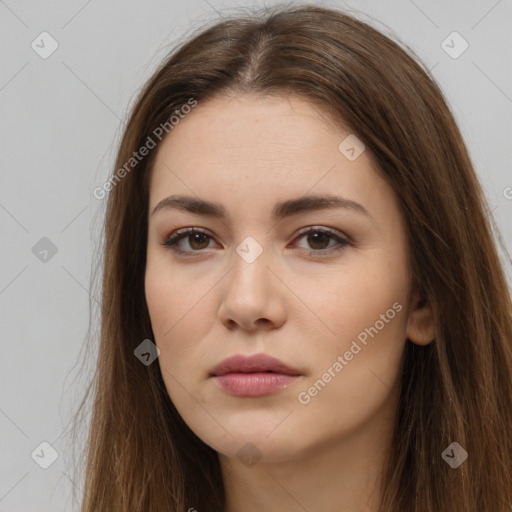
[73, 4, 512, 511]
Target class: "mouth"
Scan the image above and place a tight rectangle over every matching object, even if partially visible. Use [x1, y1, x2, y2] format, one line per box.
[209, 353, 303, 397]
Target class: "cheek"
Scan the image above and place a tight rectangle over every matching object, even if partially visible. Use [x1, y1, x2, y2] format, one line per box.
[300, 251, 408, 334]
[145, 271, 178, 341]
[293, 255, 409, 423]
[302, 246, 406, 330]
[145, 253, 211, 338]
[144, 260, 216, 386]
[145, 268, 200, 413]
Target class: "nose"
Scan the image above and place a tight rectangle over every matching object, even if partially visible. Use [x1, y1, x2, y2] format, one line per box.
[218, 245, 287, 332]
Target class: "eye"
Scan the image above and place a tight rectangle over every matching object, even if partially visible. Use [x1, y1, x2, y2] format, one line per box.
[292, 226, 350, 256]
[161, 227, 216, 256]
[160, 226, 350, 257]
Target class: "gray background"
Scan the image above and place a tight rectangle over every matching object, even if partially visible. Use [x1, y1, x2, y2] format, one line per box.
[1, 0, 511, 510]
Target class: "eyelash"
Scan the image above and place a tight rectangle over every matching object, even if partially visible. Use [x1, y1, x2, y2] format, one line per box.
[160, 226, 350, 257]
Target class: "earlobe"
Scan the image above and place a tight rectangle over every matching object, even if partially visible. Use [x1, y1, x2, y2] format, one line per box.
[406, 289, 435, 346]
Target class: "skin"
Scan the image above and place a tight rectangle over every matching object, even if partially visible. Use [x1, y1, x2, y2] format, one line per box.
[145, 93, 435, 512]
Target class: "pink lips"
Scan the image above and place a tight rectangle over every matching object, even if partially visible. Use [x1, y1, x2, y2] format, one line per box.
[210, 353, 302, 397]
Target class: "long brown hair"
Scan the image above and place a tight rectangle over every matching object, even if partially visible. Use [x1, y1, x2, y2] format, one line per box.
[71, 3, 512, 511]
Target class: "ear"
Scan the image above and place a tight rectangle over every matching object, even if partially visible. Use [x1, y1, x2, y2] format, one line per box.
[406, 288, 435, 346]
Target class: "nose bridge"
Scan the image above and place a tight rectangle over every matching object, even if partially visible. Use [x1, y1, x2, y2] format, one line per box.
[230, 234, 271, 293]
[218, 233, 283, 330]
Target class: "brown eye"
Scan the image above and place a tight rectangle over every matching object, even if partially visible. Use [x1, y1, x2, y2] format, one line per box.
[305, 232, 332, 250]
[187, 233, 211, 250]
[162, 228, 215, 255]
[161, 226, 350, 257]
[293, 227, 350, 255]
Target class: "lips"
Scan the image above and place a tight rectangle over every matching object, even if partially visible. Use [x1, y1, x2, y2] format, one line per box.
[209, 353, 302, 377]
[209, 353, 303, 397]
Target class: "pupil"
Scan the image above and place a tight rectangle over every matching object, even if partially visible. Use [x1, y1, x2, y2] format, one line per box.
[308, 232, 329, 249]
[190, 233, 209, 250]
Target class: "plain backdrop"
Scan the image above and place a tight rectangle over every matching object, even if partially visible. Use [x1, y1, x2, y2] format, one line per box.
[1, 0, 511, 510]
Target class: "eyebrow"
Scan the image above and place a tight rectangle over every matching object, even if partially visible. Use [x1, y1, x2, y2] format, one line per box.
[151, 194, 373, 222]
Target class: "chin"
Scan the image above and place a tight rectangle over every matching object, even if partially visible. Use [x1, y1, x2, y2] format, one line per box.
[215, 435, 304, 466]
[188, 415, 307, 465]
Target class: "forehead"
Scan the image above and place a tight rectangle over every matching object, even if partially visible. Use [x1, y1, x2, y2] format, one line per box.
[148, 93, 393, 219]
[154, 93, 347, 166]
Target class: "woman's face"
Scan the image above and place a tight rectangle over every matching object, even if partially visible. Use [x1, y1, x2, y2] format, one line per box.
[145, 93, 423, 465]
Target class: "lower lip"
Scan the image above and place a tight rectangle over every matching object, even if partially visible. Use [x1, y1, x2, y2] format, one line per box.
[213, 372, 300, 396]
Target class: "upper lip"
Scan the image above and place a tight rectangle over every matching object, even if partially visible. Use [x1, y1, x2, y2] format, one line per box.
[210, 353, 302, 377]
